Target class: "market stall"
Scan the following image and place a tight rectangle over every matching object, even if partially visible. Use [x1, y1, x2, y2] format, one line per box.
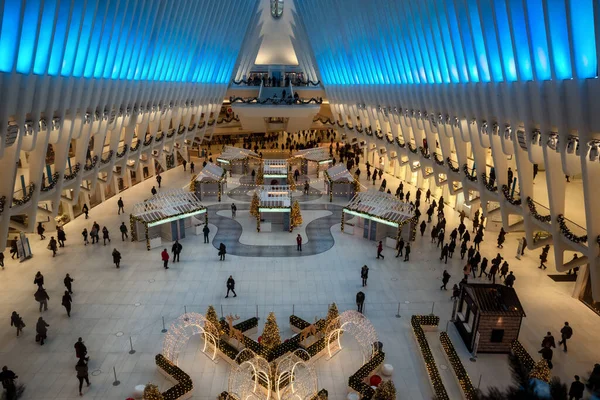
[263, 159, 288, 185]
[191, 162, 227, 201]
[130, 189, 207, 250]
[324, 164, 359, 202]
[255, 185, 293, 232]
[341, 191, 415, 246]
[216, 146, 259, 175]
[293, 146, 333, 177]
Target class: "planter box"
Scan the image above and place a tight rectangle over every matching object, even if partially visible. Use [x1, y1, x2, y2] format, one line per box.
[149, 237, 162, 249]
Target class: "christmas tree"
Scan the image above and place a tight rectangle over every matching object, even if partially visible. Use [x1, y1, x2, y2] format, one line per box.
[373, 380, 396, 400]
[288, 171, 296, 191]
[529, 359, 551, 383]
[325, 303, 340, 331]
[261, 312, 281, 349]
[250, 192, 260, 217]
[143, 383, 164, 400]
[290, 200, 303, 229]
[189, 174, 197, 192]
[256, 167, 264, 185]
[205, 305, 222, 337]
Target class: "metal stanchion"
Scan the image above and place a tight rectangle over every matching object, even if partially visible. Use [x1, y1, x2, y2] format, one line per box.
[161, 317, 167, 333]
[395, 302, 401, 318]
[112, 366, 120, 386]
[220, 304, 224, 319]
[477, 374, 482, 389]
[184, 305, 188, 321]
[292, 304, 295, 316]
[256, 304, 260, 320]
[430, 302, 435, 315]
[129, 337, 136, 354]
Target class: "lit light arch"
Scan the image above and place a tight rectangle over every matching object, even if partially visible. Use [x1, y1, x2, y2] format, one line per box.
[162, 313, 219, 365]
[324, 310, 378, 364]
[228, 349, 272, 400]
[275, 349, 318, 400]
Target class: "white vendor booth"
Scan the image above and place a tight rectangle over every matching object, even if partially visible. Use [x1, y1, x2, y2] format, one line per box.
[130, 189, 207, 250]
[192, 162, 227, 202]
[263, 159, 289, 185]
[257, 185, 292, 232]
[324, 164, 358, 202]
[293, 146, 333, 177]
[341, 191, 415, 247]
[216, 146, 259, 175]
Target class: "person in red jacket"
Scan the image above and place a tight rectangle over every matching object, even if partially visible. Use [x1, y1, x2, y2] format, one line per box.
[161, 249, 169, 269]
[376, 241, 384, 259]
[296, 234, 302, 251]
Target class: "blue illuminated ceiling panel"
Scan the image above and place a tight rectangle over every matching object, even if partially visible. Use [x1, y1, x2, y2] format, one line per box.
[0, 0, 257, 84]
[296, 0, 598, 85]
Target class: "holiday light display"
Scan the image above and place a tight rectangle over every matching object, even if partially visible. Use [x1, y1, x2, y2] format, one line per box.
[439, 332, 477, 399]
[261, 312, 282, 350]
[290, 201, 303, 231]
[411, 315, 448, 400]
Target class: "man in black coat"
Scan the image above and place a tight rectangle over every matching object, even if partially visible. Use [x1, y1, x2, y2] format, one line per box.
[171, 240, 182, 262]
[569, 375, 584, 400]
[203, 225, 210, 243]
[226, 276, 237, 298]
[356, 291, 365, 313]
[558, 321, 573, 352]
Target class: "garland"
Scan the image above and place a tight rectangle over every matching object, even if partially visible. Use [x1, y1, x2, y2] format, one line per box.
[229, 96, 323, 105]
[501, 184, 521, 206]
[526, 197, 551, 223]
[419, 146, 431, 159]
[178, 125, 186, 134]
[463, 164, 477, 182]
[510, 340, 535, 372]
[155, 354, 193, 399]
[481, 173, 497, 192]
[364, 126, 373, 136]
[130, 140, 140, 152]
[166, 129, 175, 138]
[232, 78, 320, 86]
[434, 153, 444, 166]
[446, 157, 459, 173]
[144, 136, 154, 146]
[408, 143, 418, 154]
[166, 154, 175, 169]
[556, 214, 587, 243]
[375, 129, 384, 139]
[100, 150, 114, 164]
[155, 133, 164, 143]
[312, 115, 336, 125]
[348, 351, 385, 399]
[439, 332, 477, 400]
[385, 134, 394, 144]
[12, 183, 35, 206]
[116, 145, 128, 158]
[0, 196, 6, 215]
[84, 155, 98, 171]
[40, 172, 61, 192]
[411, 315, 448, 400]
[396, 137, 406, 148]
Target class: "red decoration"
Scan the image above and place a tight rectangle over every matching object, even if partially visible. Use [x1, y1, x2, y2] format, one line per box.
[369, 375, 382, 387]
[227, 107, 232, 114]
[258, 335, 262, 343]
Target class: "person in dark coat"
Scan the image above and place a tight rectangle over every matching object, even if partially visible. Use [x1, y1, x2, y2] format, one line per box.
[448, 240, 456, 258]
[539, 244, 550, 269]
[420, 220, 426, 236]
[48, 237, 58, 257]
[404, 243, 411, 262]
[462, 230, 471, 243]
[440, 244, 449, 264]
[472, 215, 479, 233]
[64, 273, 74, 294]
[538, 346, 553, 369]
[102, 226, 111, 245]
[34, 271, 44, 288]
[474, 232, 483, 251]
[112, 249, 121, 268]
[75, 358, 90, 396]
[57, 227, 66, 247]
[37, 222, 46, 240]
[395, 238, 405, 257]
[82, 203, 89, 219]
[558, 322, 573, 352]
[542, 332, 556, 349]
[296, 234, 302, 251]
[151, 186, 157, 196]
[467, 246, 475, 263]
[117, 197, 124, 215]
[62, 291, 72, 317]
[226, 275, 236, 298]
[75, 337, 89, 360]
[356, 291, 365, 313]
[172, 240, 182, 262]
[120, 222, 128, 241]
[431, 226, 438, 244]
[497, 228, 506, 248]
[437, 228, 445, 248]
[569, 375, 584, 400]
[156, 173, 162, 188]
[82, 228, 89, 245]
[10, 312, 24, 337]
[35, 288, 49, 312]
[182, 159, 187, 171]
[451, 284, 460, 300]
[458, 223, 466, 239]
[190, 162, 195, 173]
[479, 257, 488, 277]
[36, 317, 49, 345]
[219, 243, 227, 261]
[440, 270, 451, 290]
[361, 265, 369, 287]
[0, 366, 18, 400]
[203, 225, 210, 243]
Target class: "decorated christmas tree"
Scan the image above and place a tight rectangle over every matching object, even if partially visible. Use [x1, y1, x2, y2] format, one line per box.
[288, 171, 297, 191]
[529, 359, 551, 383]
[189, 174, 197, 192]
[250, 192, 260, 217]
[325, 303, 340, 330]
[261, 312, 281, 349]
[205, 305, 222, 337]
[143, 383, 164, 400]
[256, 167, 264, 185]
[373, 380, 396, 400]
[290, 200, 303, 229]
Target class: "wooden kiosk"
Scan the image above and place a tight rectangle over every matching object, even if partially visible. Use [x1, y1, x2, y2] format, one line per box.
[257, 185, 292, 232]
[216, 146, 259, 175]
[293, 146, 333, 178]
[263, 159, 289, 185]
[192, 162, 227, 201]
[324, 164, 359, 202]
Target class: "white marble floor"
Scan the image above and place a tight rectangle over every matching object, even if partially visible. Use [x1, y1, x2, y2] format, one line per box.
[0, 158, 599, 400]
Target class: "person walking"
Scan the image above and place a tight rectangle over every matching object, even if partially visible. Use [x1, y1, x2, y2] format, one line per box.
[420, 220, 426, 236]
[35, 287, 49, 312]
[112, 248, 121, 268]
[558, 322, 573, 352]
[34, 271, 44, 289]
[472, 215, 479, 233]
[64, 273, 74, 294]
[296, 234, 302, 251]
[376, 241, 384, 259]
[440, 244, 449, 264]
[156, 173, 162, 188]
[497, 228, 506, 248]
[48, 237, 58, 257]
[82, 228, 89, 245]
[190, 161, 195, 173]
[395, 238, 405, 257]
[231, 203, 237, 218]
[82, 204, 89, 219]
[467, 246, 475, 263]
[479, 257, 488, 278]
[0, 366, 18, 400]
[75, 337, 89, 360]
[62, 290, 72, 317]
[463, 263, 472, 281]
[0, 251, 3, 268]
[539, 245, 550, 269]
[569, 375, 584, 400]
[404, 243, 411, 261]
[35, 317, 49, 345]
[458, 222, 466, 239]
[451, 284, 460, 300]
[57, 227, 66, 247]
[474, 232, 483, 251]
[489, 262, 499, 284]
[361, 265, 369, 287]
[542, 332, 556, 349]
[75, 358, 90, 396]
[172, 240, 182, 262]
[161, 249, 169, 269]
[251, 169, 256, 182]
[226, 276, 237, 298]
[425, 189, 431, 203]
[448, 240, 456, 258]
[182, 159, 187, 172]
[203, 224, 210, 243]
[521, 236, 527, 256]
[117, 197, 124, 215]
[356, 291, 365, 313]
[151, 186, 157, 196]
[500, 261, 509, 280]
[426, 204, 434, 223]
[462, 230, 471, 244]
[102, 226, 111, 245]
[119, 222, 128, 241]
[37, 222, 46, 240]
[504, 271, 516, 287]
[538, 346, 553, 369]
[440, 270, 451, 290]
[9, 237, 18, 260]
[437, 228, 445, 248]
[460, 241, 468, 260]
[10, 312, 24, 337]
[219, 243, 227, 261]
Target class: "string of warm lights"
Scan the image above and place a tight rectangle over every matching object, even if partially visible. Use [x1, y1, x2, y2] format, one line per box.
[155, 354, 194, 400]
[526, 197, 552, 223]
[556, 214, 588, 244]
[501, 184, 522, 206]
[481, 173, 498, 192]
[439, 332, 477, 399]
[64, 163, 81, 181]
[463, 164, 477, 182]
[411, 315, 449, 400]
